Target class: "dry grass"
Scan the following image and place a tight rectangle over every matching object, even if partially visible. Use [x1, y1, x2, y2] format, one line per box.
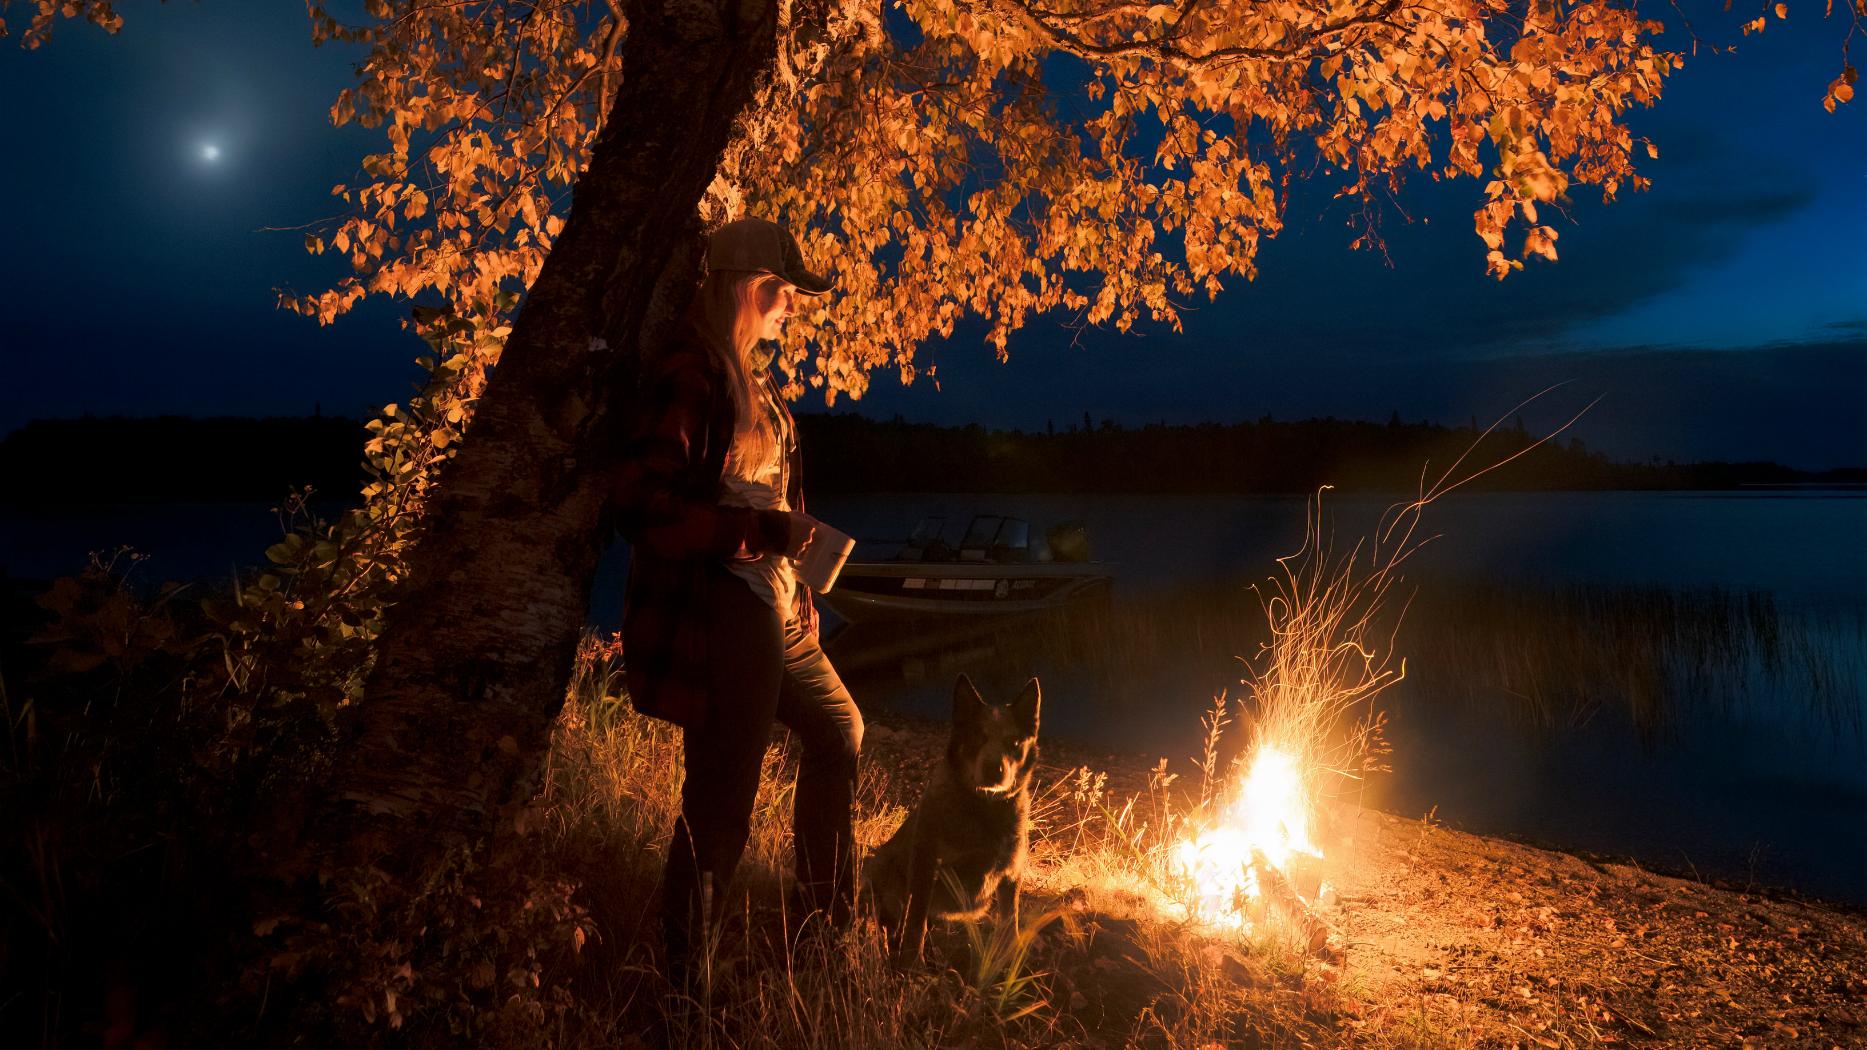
[521, 631, 1373, 1049]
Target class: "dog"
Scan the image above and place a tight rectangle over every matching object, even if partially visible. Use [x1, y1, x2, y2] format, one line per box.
[864, 674, 1041, 960]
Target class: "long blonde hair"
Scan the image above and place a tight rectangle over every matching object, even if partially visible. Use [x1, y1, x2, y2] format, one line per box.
[687, 269, 787, 468]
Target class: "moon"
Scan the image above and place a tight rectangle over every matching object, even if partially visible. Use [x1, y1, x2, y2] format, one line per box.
[200, 143, 222, 162]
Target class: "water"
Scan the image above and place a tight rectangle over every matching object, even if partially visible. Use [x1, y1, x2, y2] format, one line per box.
[4, 491, 1864, 901]
[812, 490, 1867, 601]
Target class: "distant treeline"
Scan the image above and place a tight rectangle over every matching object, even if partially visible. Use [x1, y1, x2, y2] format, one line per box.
[797, 412, 1867, 494]
[3, 413, 1860, 505]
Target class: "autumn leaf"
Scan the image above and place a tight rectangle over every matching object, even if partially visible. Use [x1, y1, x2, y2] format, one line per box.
[1826, 65, 1858, 112]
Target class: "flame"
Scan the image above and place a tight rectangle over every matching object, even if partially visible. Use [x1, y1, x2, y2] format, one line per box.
[1171, 744, 1321, 927]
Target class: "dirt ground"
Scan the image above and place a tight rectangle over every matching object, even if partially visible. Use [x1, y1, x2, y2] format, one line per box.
[1329, 807, 1867, 1047]
[856, 709, 1867, 1048]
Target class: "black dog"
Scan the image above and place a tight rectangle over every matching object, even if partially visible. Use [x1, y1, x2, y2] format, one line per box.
[864, 674, 1040, 959]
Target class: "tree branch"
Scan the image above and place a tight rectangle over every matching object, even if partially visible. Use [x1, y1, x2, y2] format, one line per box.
[992, 0, 1408, 66]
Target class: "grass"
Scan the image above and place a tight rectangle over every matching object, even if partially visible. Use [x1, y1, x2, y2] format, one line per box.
[516, 630, 1374, 1049]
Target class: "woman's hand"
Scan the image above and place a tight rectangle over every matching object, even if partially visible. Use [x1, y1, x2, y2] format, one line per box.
[783, 511, 818, 560]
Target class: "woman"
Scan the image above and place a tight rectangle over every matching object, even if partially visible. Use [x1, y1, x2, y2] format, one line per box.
[610, 217, 863, 974]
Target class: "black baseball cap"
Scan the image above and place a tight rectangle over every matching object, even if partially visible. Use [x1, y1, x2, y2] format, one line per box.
[707, 217, 834, 296]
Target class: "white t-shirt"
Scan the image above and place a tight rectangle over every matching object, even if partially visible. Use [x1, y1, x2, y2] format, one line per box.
[719, 371, 797, 616]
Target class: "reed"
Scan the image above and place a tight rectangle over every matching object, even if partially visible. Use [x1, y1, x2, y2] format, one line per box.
[1399, 583, 1865, 739]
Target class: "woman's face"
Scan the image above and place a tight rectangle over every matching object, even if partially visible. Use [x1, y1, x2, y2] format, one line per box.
[752, 279, 797, 343]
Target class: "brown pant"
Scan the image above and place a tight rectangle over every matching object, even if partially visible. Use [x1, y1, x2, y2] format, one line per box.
[661, 565, 863, 967]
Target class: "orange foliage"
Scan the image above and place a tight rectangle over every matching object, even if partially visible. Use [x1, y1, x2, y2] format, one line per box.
[283, 1, 614, 331]
[1, 0, 121, 48]
[276, 0, 1702, 403]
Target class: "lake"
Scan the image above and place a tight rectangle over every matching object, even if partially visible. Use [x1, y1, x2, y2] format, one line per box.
[4, 490, 1863, 902]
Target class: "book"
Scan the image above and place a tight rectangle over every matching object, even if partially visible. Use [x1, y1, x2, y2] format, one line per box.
[797, 518, 856, 593]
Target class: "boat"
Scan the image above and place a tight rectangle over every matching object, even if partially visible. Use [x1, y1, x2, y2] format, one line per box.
[817, 515, 1112, 623]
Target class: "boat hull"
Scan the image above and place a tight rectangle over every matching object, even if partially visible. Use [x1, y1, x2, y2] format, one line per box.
[818, 560, 1112, 622]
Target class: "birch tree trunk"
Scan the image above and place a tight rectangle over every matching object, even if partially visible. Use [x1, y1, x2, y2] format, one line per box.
[320, 0, 778, 858]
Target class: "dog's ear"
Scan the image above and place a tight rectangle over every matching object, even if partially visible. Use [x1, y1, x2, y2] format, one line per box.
[1012, 677, 1041, 737]
[952, 674, 987, 724]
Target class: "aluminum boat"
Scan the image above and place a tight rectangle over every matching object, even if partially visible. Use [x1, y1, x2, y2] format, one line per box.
[817, 515, 1112, 622]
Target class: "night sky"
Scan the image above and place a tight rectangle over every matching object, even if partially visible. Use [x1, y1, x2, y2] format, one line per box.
[2, 4, 1862, 468]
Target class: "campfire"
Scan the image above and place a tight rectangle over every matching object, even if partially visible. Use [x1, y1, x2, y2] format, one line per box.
[1158, 489, 1411, 946]
[1172, 744, 1324, 930]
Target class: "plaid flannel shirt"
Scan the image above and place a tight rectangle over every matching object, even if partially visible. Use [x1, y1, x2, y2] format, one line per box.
[610, 332, 816, 729]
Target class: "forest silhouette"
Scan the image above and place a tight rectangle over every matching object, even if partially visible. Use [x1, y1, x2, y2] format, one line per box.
[3, 413, 1858, 505]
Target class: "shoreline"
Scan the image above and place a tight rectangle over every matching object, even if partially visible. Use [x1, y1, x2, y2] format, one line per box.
[858, 705, 1867, 1046]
